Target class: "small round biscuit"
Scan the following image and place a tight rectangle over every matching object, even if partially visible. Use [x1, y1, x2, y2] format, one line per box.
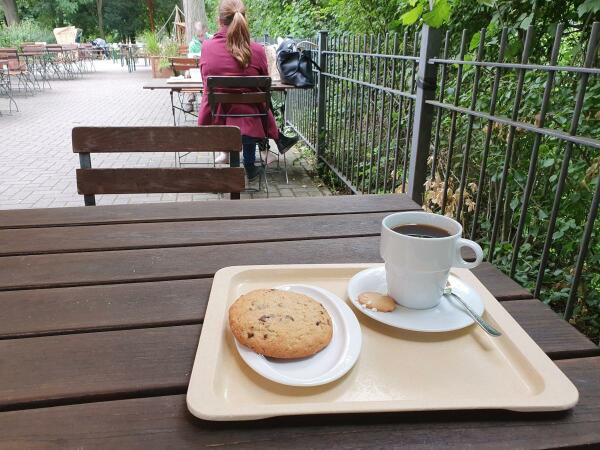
[229, 289, 333, 359]
[358, 292, 396, 312]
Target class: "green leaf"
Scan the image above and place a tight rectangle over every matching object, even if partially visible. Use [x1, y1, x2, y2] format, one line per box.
[542, 158, 555, 168]
[510, 197, 519, 210]
[520, 13, 533, 30]
[552, 230, 564, 240]
[477, 0, 495, 6]
[469, 31, 481, 51]
[389, 19, 403, 31]
[400, 3, 424, 26]
[423, 0, 451, 28]
[578, 0, 600, 17]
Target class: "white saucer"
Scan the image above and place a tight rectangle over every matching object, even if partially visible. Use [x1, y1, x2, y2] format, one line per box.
[234, 284, 362, 387]
[347, 266, 484, 333]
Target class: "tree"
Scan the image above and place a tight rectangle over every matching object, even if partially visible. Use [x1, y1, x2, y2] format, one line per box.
[0, 0, 19, 25]
[146, 0, 155, 32]
[183, 0, 208, 43]
[96, 0, 103, 37]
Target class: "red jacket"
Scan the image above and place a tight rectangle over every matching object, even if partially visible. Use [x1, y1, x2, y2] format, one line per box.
[197, 27, 279, 140]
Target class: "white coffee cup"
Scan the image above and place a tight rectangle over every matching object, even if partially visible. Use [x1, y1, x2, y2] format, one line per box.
[380, 212, 483, 309]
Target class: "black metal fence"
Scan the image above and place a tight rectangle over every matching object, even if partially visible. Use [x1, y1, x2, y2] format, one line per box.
[285, 23, 600, 329]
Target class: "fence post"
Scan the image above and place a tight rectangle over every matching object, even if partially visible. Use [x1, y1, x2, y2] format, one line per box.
[407, 25, 442, 205]
[316, 30, 328, 158]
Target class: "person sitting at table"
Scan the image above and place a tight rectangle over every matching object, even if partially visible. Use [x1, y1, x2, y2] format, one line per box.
[197, 0, 299, 180]
[184, 21, 212, 112]
[188, 21, 212, 58]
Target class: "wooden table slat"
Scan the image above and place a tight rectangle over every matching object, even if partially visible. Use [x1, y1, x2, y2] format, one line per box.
[0, 236, 382, 290]
[0, 194, 419, 229]
[470, 263, 532, 300]
[0, 279, 211, 339]
[0, 357, 598, 450]
[0, 325, 200, 410]
[0, 267, 538, 339]
[0, 212, 389, 256]
[1, 300, 595, 410]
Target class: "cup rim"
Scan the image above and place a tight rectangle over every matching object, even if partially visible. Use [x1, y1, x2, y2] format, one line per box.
[382, 211, 462, 241]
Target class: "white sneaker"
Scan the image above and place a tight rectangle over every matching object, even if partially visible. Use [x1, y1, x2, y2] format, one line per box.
[215, 152, 229, 164]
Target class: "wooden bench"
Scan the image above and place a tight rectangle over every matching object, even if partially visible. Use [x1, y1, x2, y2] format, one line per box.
[72, 126, 244, 205]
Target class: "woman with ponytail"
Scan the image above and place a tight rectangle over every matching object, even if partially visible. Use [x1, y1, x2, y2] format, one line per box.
[197, 0, 298, 180]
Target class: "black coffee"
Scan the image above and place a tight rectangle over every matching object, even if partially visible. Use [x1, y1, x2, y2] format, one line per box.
[392, 224, 451, 238]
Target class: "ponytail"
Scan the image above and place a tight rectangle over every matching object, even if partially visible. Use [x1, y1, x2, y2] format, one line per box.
[219, 0, 252, 68]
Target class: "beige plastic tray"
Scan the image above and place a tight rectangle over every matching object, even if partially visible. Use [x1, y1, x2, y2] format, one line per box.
[187, 264, 578, 421]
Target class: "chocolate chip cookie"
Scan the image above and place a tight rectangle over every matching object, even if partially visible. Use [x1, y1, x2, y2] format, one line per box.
[229, 289, 333, 359]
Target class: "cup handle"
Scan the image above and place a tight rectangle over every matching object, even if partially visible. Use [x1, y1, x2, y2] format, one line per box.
[454, 238, 484, 269]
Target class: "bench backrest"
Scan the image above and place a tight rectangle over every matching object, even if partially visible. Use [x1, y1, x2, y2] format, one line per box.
[72, 126, 244, 205]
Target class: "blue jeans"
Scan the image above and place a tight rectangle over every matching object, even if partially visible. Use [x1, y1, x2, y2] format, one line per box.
[242, 135, 260, 167]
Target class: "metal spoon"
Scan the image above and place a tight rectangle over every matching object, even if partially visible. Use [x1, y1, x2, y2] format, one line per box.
[443, 286, 502, 337]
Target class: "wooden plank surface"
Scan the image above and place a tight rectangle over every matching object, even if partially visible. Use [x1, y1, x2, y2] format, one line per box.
[0, 279, 211, 338]
[470, 263, 532, 300]
[0, 237, 538, 294]
[0, 265, 542, 339]
[502, 300, 600, 359]
[0, 357, 598, 450]
[72, 126, 242, 153]
[0, 212, 390, 255]
[0, 301, 593, 409]
[0, 194, 420, 229]
[0, 236, 383, 290]
[76, 168, 246, 195]
[0, 325, 201, 410]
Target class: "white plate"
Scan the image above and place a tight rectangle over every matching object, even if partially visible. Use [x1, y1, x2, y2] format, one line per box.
[347, 266, 484, 333]
[234, 284, 362, 387]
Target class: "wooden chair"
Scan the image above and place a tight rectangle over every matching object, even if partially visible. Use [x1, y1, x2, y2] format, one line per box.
[169, 57, 201, 128]
[72, 126, 244, 205]
[170, 57, 198, 75]
[206, 75, 273, 196]
[0, 48, 36, 92]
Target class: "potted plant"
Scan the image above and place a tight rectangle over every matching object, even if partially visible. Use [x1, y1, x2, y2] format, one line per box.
[140, 31, 176, 78]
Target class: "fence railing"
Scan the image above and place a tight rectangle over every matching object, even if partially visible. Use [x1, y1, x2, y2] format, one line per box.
[284, 23, 600, 331]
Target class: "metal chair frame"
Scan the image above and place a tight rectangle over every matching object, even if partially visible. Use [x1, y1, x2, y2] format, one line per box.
[206, 75, 273, 196]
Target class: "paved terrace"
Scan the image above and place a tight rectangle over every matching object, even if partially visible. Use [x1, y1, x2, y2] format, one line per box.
[0, 59, 329, 209]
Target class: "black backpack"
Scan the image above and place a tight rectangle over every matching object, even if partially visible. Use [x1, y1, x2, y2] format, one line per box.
[276, 39, 320, 88]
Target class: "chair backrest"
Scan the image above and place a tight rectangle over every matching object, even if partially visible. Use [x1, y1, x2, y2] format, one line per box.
[206, 76, 272, 119]
[72, 126, 244, 205]
[170, 57, 198, 74]
[21, 44, 45, 55]
[179, 45, 189, 55]
[0, 48, 19, 60]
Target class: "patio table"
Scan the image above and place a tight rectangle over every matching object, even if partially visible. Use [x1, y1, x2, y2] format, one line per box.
[0, 194, 598, 449]
[143, 79, 296, 126]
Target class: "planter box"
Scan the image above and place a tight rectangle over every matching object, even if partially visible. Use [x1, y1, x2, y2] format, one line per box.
[149, 57, 174, 78]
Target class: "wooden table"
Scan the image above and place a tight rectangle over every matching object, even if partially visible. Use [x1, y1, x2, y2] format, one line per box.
[143, 79, 295, 92]
[0, 194, 598, 449]
[143, 80, 297, 126]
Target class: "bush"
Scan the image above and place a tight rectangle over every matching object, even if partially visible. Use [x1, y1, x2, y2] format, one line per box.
[0, 20, 55, 47]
